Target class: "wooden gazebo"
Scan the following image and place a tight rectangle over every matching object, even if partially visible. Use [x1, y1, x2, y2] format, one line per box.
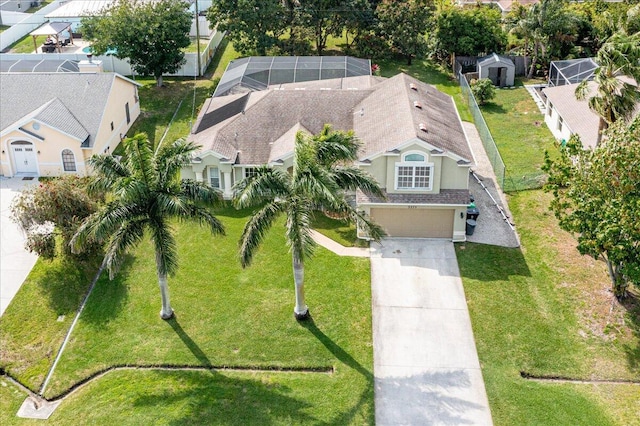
[30, 22, 73, 53]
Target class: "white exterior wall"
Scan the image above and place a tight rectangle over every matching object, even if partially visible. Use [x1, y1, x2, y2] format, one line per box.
[544, 98, 573, 144]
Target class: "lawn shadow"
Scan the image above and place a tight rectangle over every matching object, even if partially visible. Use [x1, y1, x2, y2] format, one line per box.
[456, 243, 532, 281]
[142, 318, 321, 425]
[36, 256, 103, 316]
[298, 318, 373, 380]
[299, 318, 375, 425]
[131, 369, 319, 425]
[167, 317, 212, 367]
[77, 255, 132, 325]
[480, 102, 507, 114]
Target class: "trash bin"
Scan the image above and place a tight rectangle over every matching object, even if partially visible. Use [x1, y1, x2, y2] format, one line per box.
[465, 219, 477, 236]
[467, 207, 480, 221]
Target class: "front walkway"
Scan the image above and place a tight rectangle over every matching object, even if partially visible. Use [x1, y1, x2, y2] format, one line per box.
[370, 239, 493, 425]
[0, 177, 39, 316]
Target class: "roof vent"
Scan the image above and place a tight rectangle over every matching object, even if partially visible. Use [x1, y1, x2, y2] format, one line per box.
[409, 83, 417, 91]
[418, 123, 427, 132]
[413, 101, 422, 109]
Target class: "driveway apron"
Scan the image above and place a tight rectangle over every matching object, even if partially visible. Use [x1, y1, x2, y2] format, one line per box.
[371, 238, 493, 425]
[1, 177, 39, 316]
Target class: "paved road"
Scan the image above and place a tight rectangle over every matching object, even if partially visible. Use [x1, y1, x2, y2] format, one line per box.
[371, 238, 493, 425]
[1, 177, 39, 316]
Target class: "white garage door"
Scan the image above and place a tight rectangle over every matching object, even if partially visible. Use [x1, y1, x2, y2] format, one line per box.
[370, 208, 454, 238]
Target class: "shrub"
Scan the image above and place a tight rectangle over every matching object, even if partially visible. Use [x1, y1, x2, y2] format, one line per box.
[470, 78, 496, 105]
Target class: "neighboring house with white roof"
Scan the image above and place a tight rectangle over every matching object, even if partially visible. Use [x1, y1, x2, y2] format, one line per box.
[0, 71, 140, 177]
[184, 72, 474, 241]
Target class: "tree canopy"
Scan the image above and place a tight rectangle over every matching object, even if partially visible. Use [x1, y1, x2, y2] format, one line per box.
[377, 0, 433, 65]
[433, 5, 506, 66]
[207, 0, 287, 56]
[81, 0, 192, 87]
[543, 116, 640, 299]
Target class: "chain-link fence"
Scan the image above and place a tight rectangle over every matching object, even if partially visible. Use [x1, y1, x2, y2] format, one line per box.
[458, 72, 506, 189]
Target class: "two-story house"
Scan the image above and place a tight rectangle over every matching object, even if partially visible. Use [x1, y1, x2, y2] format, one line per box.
[183, 73, 473, 241]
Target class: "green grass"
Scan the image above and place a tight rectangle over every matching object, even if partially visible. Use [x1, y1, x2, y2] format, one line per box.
[26, 1, 52, 13]
[457, 190, 640, 425]
[7, 34, 48, 53]
[0, 207, 374, 423]
[479, 79, 558, 190]
[0, 256, 100, 390]
[0, 25, 10, 33]
[311, 212, 366, 248]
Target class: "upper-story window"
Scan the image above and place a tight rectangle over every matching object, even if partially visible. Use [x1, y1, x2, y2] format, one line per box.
[395, 152, 433, 190]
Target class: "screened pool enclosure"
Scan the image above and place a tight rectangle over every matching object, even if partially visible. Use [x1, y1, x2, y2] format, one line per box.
[213, 56, 372, 97]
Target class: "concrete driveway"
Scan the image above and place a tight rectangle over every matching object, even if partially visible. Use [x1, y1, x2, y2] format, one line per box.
[371, 238, 493, 425]
[1, 177, 39, 316]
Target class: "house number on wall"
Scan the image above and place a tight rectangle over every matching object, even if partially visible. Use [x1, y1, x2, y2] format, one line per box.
[407, 206, 417, 209]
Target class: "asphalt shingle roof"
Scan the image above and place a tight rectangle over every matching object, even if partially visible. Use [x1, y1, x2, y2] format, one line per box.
[1, 73, 122, 147]
[190, 73, 471, 165]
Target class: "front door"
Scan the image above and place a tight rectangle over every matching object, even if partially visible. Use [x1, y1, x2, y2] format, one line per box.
[12, 142, 38, 174]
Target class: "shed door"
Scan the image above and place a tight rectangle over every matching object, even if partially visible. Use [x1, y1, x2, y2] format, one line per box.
[370, 208, 454, 238]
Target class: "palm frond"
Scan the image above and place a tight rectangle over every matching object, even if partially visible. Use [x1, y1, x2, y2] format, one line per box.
[233, 166, 290, 209]
[313, 125, 360, 166]
[71, 202, 144, 253]
[87, 154, 130, 194]
[123, 134, 155, 188]
[180, 179, 223, 206]
[239, 200, 285, 267]
[286, 198, 316, 263]
[155, 138, 201, 186]
[332, 166, 386, 199]
[149, 217, 179, 277]
[103, 219, 146, 280]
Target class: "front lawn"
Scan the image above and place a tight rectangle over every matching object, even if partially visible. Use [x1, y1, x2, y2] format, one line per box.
[457, 190, 640, 425]
[0, 207, 374, 424]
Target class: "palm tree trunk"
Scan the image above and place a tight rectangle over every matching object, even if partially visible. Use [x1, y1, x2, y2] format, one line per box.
[292, 256, 309, 320]
[595, 118, 607, 146]
[158, 272, 174, 319]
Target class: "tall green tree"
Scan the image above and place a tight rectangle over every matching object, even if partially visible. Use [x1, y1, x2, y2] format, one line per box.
[296, 0, 357, 55]
[377, 0, 433, 65]
[543, 116, 640, 300]
[433, 5, 506, 68]
[575, 31, 640, 146]
[207, 0, 287, 55]
[81, 0, 192, 87]
[71, 134, 225, 319]
[511, 0, 580, 78]
[233, 126, 384, 320]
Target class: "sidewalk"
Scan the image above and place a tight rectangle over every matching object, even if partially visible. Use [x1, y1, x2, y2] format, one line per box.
[1, 177, 39, 316]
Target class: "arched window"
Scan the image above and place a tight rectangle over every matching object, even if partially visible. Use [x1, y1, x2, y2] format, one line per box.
[395, 151, 433, 190]
[62, 149, 76, 172]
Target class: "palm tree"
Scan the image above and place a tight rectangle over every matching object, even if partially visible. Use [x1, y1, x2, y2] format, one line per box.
[233, 125, 384, 320]
[71, 134, 225, 319]
[575, 32, 640, 146]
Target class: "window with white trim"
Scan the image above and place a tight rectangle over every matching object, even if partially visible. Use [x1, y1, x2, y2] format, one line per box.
[395, 152, 433, 190]
[209, 167, 220, 188]
[557, 116, 563, 132]
[62, 149, 76, 172]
